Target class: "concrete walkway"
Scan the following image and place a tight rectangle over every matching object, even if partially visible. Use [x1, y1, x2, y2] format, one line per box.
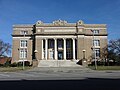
[27, 66, 93, 73]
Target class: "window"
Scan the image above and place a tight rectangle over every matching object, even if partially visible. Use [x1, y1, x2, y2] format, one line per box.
[66, 40, 72, 48]
[20, 31, 28, 35]
[95, 49, 100, 57]
[66, 50, 72, 59]
[20, 49, 27, 59]
[49, 40, 54, 48]
[93, 30, 99, 34]
[58, 39, 63, 48]
[20, 40, 27, 48]
[93, 40, 100, 46]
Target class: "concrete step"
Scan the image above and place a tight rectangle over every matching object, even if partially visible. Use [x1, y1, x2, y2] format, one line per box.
[38, 60, 81, 67]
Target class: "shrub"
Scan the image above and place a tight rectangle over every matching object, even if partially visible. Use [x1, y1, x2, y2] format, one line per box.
[0, 64, 4, 67]
[10, 62, 17, 67]
[25, 61, 30, 66]
[17, 62, 23, 67]
[9, 61, 31, 67]
[17, 61, 31, 67]
[4, 60, 11, 67]
[90, 61, 105, 66]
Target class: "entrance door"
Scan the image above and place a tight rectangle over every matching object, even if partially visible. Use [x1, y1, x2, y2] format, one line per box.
[49, 50, 54, 59]
[58, 51, 63, 60]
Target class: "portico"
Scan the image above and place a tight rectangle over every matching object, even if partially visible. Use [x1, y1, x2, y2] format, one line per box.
[41, 38, 76, 60]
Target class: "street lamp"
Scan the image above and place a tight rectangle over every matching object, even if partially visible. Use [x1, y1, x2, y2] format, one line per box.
[82, 49, 87, 67]
[34, 50, 38, 60]
[91, 30, 97, 70]
[82, 50, 86, 59]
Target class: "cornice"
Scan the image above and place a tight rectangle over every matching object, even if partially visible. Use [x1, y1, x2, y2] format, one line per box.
[13, 24, 34, 28]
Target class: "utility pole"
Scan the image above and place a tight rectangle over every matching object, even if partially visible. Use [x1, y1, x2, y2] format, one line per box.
[23, 31, 26, 70]
[91, 30, 97, 70]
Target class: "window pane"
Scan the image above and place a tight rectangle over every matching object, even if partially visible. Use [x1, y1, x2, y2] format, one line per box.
[20, 40, 27, 48]
[66, 40, 71, 48]
[95, 49, 100, 57]
[93, 30, 99, 34]
[93, 40, 100, 46]
[58, 40, 63, 48]
[20, 49, 27, 59]
[49, 40, 54, 48]
[20, 31, 28, 35]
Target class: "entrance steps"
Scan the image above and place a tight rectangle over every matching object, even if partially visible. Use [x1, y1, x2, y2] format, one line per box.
[38, 60, 81, 67]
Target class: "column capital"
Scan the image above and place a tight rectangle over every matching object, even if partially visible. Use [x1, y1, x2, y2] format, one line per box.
[44, 38, 48, 40]
[63, 38, 67, 40]
[72, 38, 76, 40]
[54, 38, 57, 40]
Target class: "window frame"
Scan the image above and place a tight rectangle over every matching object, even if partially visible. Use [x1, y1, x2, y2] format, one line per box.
[20, 39, 28, 48]
[19, 48, 27, 59]
[93, 30, 99, 34]
[93, 40, 100, 46]
[20, 30, 28, 35]
[95, 49, 100, 58]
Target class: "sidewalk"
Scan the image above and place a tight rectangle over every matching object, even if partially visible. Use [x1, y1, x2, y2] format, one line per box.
[27, 66, 93, 73]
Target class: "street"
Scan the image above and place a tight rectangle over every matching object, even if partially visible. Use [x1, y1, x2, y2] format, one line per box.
[0, 70, 120, 80]
[0, 67, 120, 90]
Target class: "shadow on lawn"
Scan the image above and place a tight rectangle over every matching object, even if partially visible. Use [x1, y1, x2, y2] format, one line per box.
[0, 78, 120, 90]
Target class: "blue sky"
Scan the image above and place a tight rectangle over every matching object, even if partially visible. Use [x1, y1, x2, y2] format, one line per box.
[0, 0, 120, 45]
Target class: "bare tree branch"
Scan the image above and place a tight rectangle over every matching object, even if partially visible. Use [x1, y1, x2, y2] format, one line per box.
[0, 39, 11, 56]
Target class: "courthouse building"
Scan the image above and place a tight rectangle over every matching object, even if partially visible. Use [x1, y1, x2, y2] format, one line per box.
[12, 20, 107, 67]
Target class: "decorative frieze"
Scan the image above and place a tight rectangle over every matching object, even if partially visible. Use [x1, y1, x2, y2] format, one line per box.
[36, 35, 77, 39]
[44, 29, 76, 32]
[53, 19, 68, 26]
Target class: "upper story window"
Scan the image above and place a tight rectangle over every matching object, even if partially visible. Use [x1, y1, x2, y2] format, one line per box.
[20, 31, 28, 35]
[93, 30, 99, 34]
[20, 40, 27, 48]
[93, 40, 100, 46]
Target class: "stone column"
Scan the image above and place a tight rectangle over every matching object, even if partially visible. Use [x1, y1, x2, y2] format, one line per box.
[45, 39, 48, 60]
[41, 39, 43, 60]
[63, 38, 66, 60]
[54, 38, 57, 60]
[72, 38, 76, 60]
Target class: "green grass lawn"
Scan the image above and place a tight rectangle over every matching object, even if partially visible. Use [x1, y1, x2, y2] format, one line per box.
[0, 66, 32, 72]
[88, 66, 120, 70]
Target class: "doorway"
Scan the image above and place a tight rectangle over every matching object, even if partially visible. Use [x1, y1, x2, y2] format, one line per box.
[58, 51, 63, 60]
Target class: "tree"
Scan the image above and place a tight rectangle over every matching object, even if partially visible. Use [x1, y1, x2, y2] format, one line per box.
[0, 39, 11, 57]
[101, 46, 108, 60]
[108, 38, 120, 64]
